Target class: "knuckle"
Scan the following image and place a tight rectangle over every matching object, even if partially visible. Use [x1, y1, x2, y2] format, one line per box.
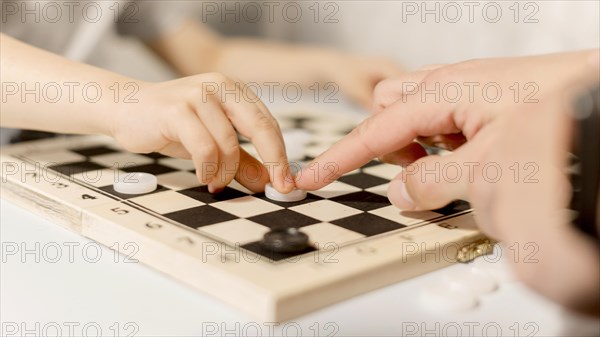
[351, 118, 378, 158]
[253, 112, 277, 131]
[222, 132, 240, 156]
[168, 103, 191, 119]
[195, 144, 218, 162]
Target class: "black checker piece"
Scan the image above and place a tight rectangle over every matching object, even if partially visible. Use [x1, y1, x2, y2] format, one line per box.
[242, 240, 316, 262]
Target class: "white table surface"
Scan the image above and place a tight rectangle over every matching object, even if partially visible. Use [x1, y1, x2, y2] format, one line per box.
[2, 198, 599, 337]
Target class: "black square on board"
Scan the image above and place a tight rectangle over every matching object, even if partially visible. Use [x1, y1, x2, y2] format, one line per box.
[71, 146, 118, 157]
[432, 200, 471, 216]
[121, 163, 177, 175]
[338, 172, 388, 189]
[241, 241, 316, 262]
[48, 161, 107, 176]
[248, 209, 320, 229]
[361, 160, 382, 169]
[164, 205, 238, 228]
[331, 213, 406, 236]
[330, 191, 390, 211]
[140, 152, 168, 160]
[178, 186, 247, 204]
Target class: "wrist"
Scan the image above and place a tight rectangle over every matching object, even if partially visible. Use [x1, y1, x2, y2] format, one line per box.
[101, 79, 148, 138]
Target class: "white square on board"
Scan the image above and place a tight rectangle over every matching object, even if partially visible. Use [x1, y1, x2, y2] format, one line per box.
[365, 183, 390, 197]
[211, 196, 282, 218]
[160, 157, 196, 171]
[199, 219, 270, 245]
[309, 181, 361, 199]
[363, 163, 401, 180]
[300, 222, 365, 246]
[290, 200, 362, 222]
[130, 191, 205, 214]
[157, 171, 202, 190]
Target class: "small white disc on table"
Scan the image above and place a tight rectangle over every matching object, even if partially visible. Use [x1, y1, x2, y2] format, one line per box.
[114, 172, 157, 195]
[265, 183, 307, 202]
[419, 283, 478, 312]
[442, 267, 498, 295]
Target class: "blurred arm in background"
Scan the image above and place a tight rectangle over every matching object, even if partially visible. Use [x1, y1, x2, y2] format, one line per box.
[140, 19, 403, 108]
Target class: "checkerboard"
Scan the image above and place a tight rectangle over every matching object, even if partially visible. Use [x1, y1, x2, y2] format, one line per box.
[0, 109, 486, 320]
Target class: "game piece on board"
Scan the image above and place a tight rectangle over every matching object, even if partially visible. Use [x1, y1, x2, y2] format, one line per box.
[259, 227, 310, 253]
[265, 182, 307, 202]
[114, 172, 157, 194]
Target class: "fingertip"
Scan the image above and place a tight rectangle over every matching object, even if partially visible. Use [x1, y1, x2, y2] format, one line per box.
[293, 167, 320, 191]
[207, 182, 224, 194]
[387, 179, 416, 210]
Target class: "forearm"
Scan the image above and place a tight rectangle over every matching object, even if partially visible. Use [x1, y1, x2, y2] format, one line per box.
[148, 20, 336, 84]
[0, 34, 136, 136]
[147, 20, 223, 76]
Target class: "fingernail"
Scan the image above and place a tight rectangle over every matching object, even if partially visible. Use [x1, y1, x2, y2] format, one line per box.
[388, 180, 416, 210]
[208, 182, 224, 194]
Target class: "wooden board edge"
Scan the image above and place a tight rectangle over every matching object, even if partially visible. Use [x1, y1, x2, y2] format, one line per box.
[1, 179, 83, 234]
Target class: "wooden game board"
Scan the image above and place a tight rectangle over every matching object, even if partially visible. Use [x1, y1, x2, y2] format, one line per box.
[0, 110, 491, 321]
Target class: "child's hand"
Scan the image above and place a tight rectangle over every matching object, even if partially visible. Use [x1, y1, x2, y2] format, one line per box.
[110, 73, 294, 194]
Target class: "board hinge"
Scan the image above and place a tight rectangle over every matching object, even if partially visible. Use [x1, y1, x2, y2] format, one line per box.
[456, 238, 495, 263]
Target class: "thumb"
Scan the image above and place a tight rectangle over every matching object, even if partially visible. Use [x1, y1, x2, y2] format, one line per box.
[386, 138, 485, 210]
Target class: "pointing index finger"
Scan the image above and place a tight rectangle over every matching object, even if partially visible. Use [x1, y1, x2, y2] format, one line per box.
[295, 98, 458, 190]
